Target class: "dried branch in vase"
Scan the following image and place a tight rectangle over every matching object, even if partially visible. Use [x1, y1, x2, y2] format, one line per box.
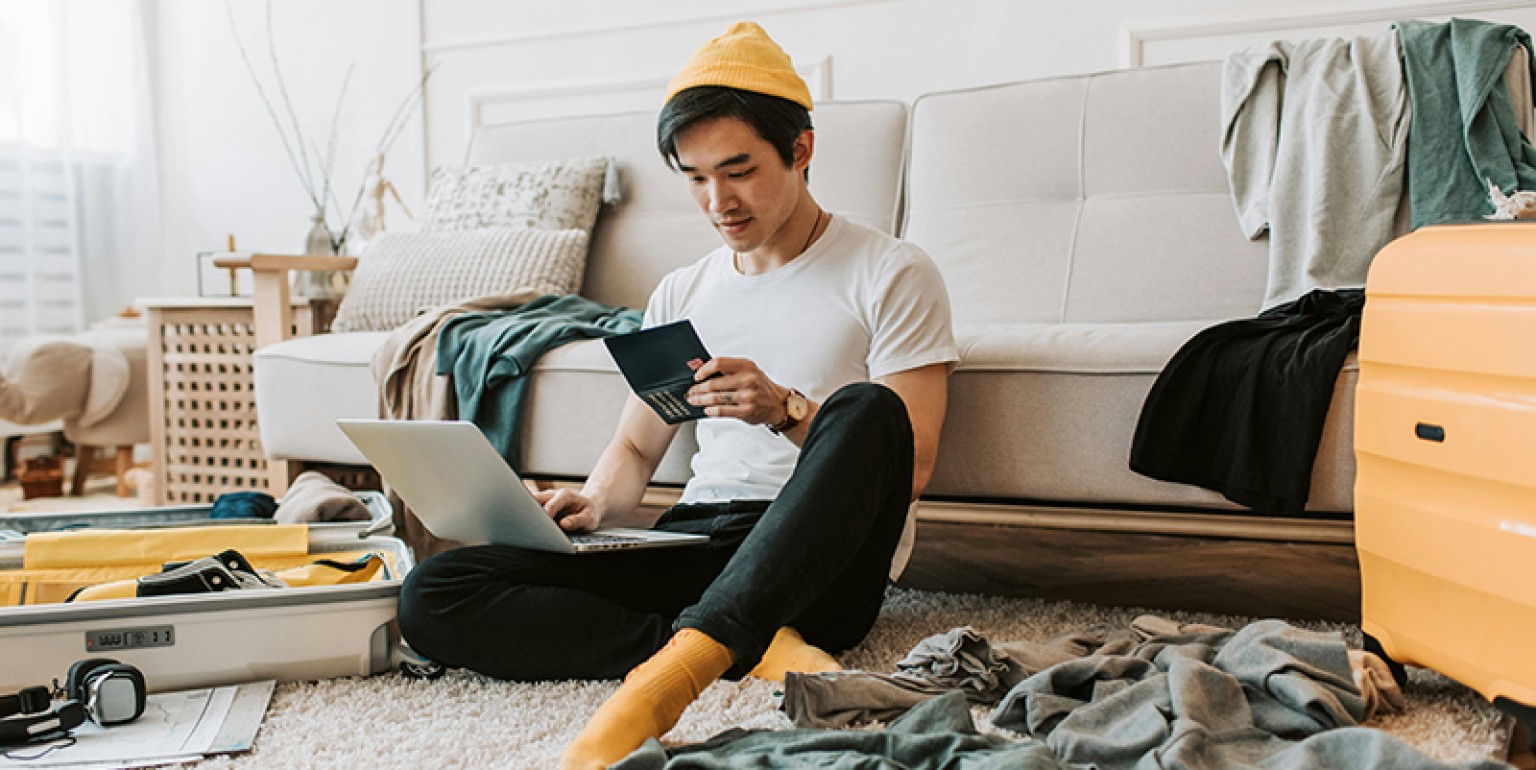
[223, 0, 433, 255]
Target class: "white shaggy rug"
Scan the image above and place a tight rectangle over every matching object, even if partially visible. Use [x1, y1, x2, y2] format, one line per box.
[182, 587, 1514, 769]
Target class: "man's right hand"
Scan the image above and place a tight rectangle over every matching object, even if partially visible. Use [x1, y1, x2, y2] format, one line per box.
[535, 488, 602, 533]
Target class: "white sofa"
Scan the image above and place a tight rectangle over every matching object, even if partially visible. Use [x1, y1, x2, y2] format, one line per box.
[254, 98, 913, 488]
[250, 62, 1362, 611]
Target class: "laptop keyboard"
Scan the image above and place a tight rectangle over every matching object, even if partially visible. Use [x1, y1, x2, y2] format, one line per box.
[569, 532, 646, 547]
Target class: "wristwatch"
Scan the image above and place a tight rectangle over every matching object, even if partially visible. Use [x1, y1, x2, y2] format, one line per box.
[768, 388, 809, 435]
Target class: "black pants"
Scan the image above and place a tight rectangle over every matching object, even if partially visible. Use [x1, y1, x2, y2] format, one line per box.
[396, 383, 915, 681]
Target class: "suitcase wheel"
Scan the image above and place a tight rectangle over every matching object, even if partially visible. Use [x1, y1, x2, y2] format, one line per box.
[1363, 632, 1407, 689]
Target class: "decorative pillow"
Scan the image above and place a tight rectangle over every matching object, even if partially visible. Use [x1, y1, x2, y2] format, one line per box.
[422, 156, 610, 233]
[330, 228, 590, 332]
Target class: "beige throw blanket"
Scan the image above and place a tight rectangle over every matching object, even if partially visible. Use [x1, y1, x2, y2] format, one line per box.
[370, 290, 543, 557]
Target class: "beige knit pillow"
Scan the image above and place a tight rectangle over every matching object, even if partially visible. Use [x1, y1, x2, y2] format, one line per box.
[422, 157, 610, 233]
[330, 228, 590, 332]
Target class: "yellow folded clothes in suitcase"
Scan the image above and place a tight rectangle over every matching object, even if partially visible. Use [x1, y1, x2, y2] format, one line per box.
[4, 524, 387, 605]
[1357, 222, 1536, 742]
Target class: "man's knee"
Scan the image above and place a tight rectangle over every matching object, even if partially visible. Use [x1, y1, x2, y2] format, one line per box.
[822, 382, 911, 436]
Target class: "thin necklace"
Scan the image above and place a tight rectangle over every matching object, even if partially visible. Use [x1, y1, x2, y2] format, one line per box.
[735, 208, 826, 273]
[800, 207, 826, 255]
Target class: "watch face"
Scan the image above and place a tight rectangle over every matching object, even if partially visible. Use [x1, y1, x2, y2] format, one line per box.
[786, 391, 809, 420]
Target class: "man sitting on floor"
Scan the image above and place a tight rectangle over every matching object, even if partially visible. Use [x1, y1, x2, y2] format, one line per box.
[396, 21, 957, 769]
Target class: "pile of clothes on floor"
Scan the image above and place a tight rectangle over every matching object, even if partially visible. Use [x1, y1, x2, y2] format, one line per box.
[617, 617, 1506, 769]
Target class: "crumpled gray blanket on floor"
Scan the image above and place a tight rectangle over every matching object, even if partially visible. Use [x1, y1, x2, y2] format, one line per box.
[614, 691, 1068, 769]
[782, 616, 1263, 728]
[620, 618, 1498, 770]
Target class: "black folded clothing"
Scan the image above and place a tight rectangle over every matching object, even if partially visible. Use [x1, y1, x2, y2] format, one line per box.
[136, 549, 285, 598]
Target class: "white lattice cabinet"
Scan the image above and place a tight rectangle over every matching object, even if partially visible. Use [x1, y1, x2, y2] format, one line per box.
[143, 298, 313, 505]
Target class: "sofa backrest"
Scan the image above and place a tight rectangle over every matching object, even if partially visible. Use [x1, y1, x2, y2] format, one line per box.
[902, 62, 1269, 326]
[466, 101, 909, 311]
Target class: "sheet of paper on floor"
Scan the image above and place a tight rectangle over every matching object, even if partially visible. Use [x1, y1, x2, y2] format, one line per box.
[0, 679, 273, 769]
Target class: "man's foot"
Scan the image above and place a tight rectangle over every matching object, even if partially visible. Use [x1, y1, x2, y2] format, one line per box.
[560, 628, 733, 769]
[392, 642, 446, 680]
[747, 626, 841, 682]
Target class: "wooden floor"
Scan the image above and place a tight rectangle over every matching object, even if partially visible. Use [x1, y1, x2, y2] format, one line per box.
[898, 518, 1362, 622]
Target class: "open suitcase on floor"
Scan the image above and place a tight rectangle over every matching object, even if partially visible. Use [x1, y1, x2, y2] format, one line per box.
[0, 491, 414, 693]
[1356, 222, 1536, 744]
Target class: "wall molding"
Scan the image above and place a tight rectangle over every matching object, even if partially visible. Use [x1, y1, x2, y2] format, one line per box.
[423, 0, 898, 54]
[1119, 0, 1536, 66]
[466, 57, 832, 130]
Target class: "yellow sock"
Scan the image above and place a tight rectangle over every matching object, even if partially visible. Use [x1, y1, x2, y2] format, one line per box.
[747, 627, 842, 682]
[560, 628, 733, 770]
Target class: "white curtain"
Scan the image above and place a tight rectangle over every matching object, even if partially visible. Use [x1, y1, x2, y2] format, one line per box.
[0, 0, 161, 355]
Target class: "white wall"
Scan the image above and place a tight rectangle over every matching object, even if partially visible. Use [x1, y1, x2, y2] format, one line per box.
[152, 0, 424, 296]
[151, 0, 1536, 297]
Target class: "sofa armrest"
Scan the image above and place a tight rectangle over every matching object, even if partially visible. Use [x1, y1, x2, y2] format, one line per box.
[213, 252, 359, 349]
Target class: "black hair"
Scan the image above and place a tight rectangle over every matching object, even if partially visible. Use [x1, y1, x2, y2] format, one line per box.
[657, 86, 813, 179]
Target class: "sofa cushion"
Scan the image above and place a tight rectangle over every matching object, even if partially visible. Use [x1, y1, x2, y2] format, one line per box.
[955, 321, 1210, 373]
[255, 331, 391, 465]
[331, 228, 590, 332]
[255, 333, 697, 482]
[904, 63, 1269, 326]
[422, 156, 610, 233]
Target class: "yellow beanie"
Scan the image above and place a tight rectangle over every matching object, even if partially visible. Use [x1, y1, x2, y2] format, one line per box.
[665, 21, 813, 111]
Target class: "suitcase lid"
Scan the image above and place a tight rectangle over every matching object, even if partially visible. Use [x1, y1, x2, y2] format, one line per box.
[0, 491, 393, 542]
[1368, 223, 1536, 299]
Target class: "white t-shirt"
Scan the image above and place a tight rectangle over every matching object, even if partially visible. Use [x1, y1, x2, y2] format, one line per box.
[645, 215, 958, 504]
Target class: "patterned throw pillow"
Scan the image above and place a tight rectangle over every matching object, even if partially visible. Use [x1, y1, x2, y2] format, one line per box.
[422, 156, 610, 233]
[330, 228, 590, 332]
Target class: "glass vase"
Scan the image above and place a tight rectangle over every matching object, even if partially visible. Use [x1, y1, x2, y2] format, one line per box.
[295, 211, 349, 299]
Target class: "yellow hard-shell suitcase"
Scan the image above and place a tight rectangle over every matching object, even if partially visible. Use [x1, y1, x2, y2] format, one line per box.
[0, 492, 413, 693]
[1357, 222, 1536, 741]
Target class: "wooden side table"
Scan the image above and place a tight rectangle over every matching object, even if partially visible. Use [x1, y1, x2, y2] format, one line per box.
[142, 297, 314, 505]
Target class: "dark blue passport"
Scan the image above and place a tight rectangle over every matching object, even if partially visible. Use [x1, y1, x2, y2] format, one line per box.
[603, 320, 712, 424]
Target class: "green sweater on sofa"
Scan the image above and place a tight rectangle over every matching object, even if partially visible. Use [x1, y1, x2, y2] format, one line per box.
[437, 294, 643, 471]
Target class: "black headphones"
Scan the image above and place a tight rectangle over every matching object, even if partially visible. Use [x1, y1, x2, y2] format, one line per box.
[0, 686, 81, 746]
[0, 659, 146, 746]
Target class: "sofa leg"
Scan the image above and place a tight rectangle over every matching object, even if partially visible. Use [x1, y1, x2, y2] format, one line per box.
[266, 459, 298, 499]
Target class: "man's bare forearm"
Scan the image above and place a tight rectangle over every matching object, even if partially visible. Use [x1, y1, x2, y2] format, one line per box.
[572, 394, 679, 529]
[578, 436, 666, 528]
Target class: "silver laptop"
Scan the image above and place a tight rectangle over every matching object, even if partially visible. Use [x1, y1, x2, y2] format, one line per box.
[337, 419, 708, 554]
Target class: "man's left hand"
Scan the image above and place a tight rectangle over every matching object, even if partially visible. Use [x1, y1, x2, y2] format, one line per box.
[686, 357, 785, 425]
